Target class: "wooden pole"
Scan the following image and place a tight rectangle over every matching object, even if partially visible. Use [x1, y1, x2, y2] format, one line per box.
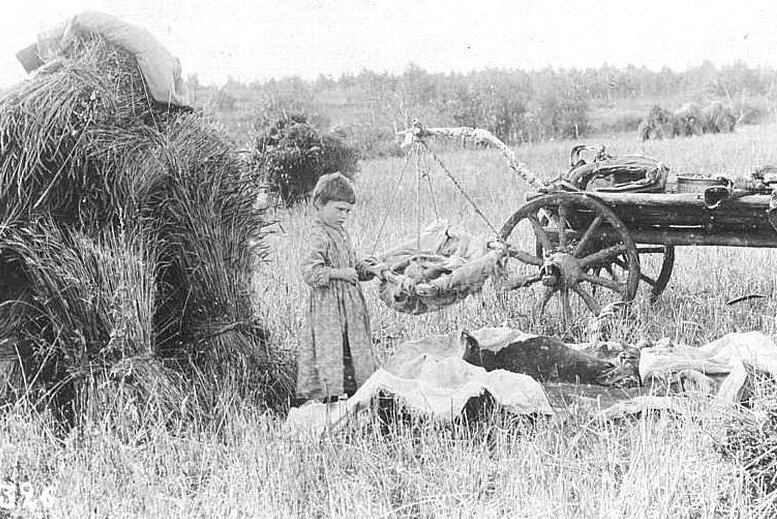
[399, 122, 547, 191]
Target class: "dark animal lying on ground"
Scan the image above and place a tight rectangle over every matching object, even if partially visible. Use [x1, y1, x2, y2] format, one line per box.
[461, 332, 640, 387]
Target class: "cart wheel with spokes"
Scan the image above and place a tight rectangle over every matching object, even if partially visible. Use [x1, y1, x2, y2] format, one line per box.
[499, 192, 640, 329]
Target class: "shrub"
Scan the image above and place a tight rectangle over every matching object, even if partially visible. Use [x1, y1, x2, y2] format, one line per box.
[444, 79, 529, 143]
[214, 88, 237, 111]
[535, 87, 592, 140]
[255, 113, 359, 205]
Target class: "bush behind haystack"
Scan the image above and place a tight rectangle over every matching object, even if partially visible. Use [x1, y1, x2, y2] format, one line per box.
[254, 112, 359, 205]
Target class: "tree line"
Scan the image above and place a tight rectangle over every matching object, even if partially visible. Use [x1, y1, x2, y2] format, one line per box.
[189, 61, 777, 156]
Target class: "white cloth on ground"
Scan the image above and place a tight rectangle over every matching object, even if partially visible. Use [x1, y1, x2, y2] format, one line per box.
[285, 328, 552, 436]
[639, 331, 777, 402]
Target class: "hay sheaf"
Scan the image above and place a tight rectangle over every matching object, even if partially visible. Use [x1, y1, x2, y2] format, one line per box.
[0, 37, 291, 424]
[673, 102, 704, 137]
[638, 105, 677, 141]
[0, 37, 155, 230]
[639, 101, 737, 141]
[0, 222, 183, 424]
[702, 101, 737, 134]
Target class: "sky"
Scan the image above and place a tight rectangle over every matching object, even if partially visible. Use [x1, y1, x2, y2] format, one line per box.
[1, 0, 777, 88]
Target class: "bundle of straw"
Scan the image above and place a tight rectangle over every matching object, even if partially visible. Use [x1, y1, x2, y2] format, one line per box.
[673, 102, 704, 137]
[0, 221, 183, 423]
[140, 114, 287, 410]
[0, 37, 155, 230]
[702, 100, 737, 134]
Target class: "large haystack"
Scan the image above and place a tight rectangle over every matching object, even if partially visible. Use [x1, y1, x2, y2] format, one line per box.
[702, 100, 737, 134]
[0, 35, 291, 424]
[638, 105, 677, 141]
[673, 102, 704, 137]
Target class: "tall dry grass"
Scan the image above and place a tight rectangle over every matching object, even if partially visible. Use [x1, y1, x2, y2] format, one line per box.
[3, 123, 777, 517]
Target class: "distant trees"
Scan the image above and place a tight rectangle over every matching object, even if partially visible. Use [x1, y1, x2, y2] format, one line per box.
[189, 61, 777, 154]
[535, 82, 591, 140]
[447, 71, 530, 142]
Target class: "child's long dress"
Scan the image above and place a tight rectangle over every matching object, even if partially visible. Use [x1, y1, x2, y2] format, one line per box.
[297, 219, 375, 400]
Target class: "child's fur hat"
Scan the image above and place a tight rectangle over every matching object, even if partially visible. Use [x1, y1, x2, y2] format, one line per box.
[312, 172, 356, 205]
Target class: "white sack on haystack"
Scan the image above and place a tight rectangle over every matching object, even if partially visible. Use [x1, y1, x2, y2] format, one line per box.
[31, 10, 190, 108]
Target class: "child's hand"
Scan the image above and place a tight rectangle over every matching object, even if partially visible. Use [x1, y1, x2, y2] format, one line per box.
[369, 262, 389, 278]
[331, 268, 359, 284]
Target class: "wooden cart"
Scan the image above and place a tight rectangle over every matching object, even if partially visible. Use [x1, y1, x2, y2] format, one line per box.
[401, 123, 777, 327]
[499, 166, 777, 328]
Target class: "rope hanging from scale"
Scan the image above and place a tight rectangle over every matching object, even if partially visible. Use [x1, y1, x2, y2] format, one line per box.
[418, 140, 500, 237]
[422, 148, 440, 221]
[370, 143, 416, 255]
[414, 141, 423, 249]
[371, 124, 505, 257]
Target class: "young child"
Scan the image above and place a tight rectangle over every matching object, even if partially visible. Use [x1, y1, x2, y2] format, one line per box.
[296, 172, 379, 404]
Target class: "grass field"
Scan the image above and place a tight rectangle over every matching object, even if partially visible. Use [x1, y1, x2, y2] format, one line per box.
[4, 123, 777, 517]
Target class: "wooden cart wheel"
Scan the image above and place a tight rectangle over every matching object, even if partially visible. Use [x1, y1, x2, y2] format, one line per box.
[565, 174, 674, 303]
[499, 192, 640, 328]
